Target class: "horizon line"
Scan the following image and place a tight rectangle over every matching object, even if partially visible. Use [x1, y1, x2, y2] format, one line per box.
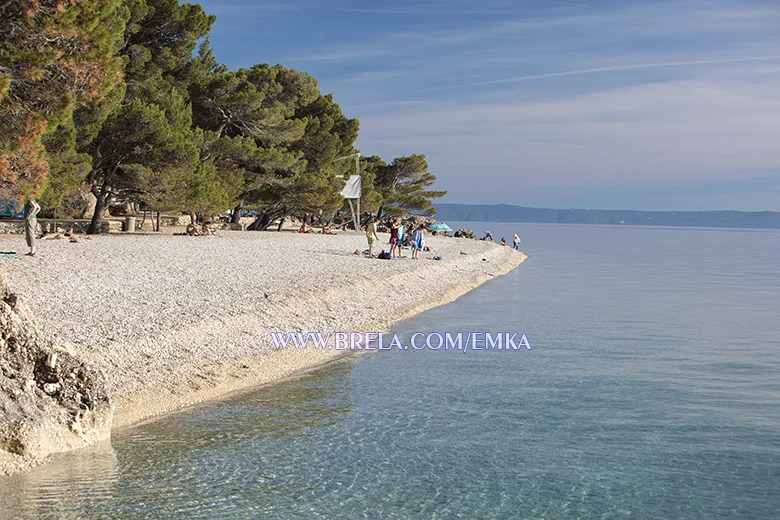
[435, 202, 779, 214]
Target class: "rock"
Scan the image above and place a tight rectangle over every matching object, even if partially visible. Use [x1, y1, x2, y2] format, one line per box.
[43, 383, 60, 396]
[0, 272, 113, 459]
[454, 228, 477, 239]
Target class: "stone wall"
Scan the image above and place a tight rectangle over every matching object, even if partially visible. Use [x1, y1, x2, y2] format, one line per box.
[0, 219, 120, 235]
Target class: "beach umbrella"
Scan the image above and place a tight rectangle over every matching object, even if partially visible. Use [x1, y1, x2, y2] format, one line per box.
[427, 222, 453, 232]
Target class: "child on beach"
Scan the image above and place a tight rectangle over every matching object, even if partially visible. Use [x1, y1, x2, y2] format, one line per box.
[366, 217, 379, 257]
[500, 237, 506, 246]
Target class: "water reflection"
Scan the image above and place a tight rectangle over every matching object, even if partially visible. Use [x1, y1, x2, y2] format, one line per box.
[0, 359, 357, 520]
[0, 440, 119, 520]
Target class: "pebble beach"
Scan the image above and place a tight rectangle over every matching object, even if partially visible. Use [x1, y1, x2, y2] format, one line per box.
[0, 230, 525, 473]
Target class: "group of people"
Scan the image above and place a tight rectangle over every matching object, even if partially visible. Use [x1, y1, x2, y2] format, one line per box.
[186, 221, 217, 236]
[483, 231, 521, 250]
[298, 222, 337, 235]
[365, 218, 427, 259]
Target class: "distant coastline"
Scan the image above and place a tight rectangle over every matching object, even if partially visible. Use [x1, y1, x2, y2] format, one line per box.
[434, 203, 780, 229]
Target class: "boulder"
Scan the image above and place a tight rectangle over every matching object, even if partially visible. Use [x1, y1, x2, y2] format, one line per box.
[454, 228, 477, 239]
[0, 272, 113, 459]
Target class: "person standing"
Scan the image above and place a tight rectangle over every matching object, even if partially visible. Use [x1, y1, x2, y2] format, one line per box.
[397, 221, 405, 258]
[411, 225, 425, 259]
[366, 217, 379, 257]
[512, 233, 521, 250]
[389, 219, 400, 258]
[24, 199, 41, 257]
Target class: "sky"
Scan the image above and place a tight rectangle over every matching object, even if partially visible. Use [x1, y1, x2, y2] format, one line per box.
[195, 0, 780, 211]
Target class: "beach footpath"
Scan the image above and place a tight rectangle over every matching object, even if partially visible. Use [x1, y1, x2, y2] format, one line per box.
[0, 231, 525, 475]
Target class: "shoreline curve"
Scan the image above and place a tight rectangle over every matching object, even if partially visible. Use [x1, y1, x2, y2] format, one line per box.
[0, 231, 526, 475]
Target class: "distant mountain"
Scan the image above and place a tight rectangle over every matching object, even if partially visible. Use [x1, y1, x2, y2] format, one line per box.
[433, 203, 780, 229]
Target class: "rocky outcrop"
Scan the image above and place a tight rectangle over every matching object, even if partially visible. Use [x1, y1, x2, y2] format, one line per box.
[0, 272, 112, 459]
[454, 228, 477, 239]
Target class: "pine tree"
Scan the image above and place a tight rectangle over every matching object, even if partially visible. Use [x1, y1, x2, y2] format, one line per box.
[375, 155, 447, 218]
[0, 0, 128, 200]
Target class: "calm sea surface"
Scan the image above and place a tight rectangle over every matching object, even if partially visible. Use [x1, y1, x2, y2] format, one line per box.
[2, 223, 779, 519]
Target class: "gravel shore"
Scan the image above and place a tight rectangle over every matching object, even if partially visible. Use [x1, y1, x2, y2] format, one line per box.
[0, 230, 525, 468]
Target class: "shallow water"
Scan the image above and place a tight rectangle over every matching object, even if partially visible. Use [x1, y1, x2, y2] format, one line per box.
[2, 223, 779, 519]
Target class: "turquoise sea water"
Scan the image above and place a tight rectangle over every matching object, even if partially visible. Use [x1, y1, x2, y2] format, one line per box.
[2, 223, 779, 519]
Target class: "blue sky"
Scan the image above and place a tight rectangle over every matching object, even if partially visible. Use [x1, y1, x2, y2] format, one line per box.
[196, 0, 780, 211]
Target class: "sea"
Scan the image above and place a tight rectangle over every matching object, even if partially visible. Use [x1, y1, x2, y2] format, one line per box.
[1, 222, 779, 519]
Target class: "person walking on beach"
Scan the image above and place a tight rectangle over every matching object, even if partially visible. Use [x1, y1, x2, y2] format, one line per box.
[411, 225, 425, 259]
[512, 233, 521, 250]
[366, 217, 379, 257]
[24, 199, 40, 257]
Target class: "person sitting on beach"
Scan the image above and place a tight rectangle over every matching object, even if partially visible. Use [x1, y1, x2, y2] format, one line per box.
[411, 225, 425, 259]
[483, 231, 494, 242]
[186, 223, 201, 236]
[366, 216, 379, 257]
[500, 237, 506, 246]
[201, 221, 217, 236]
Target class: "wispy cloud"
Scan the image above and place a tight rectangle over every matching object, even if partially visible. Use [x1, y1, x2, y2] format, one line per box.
[354, 71, 780, 199]
[198, 0, 780, 209]
[409, 56, 780, 94]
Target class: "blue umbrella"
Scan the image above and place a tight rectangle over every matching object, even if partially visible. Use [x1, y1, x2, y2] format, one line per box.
[427, 222, 453, 232]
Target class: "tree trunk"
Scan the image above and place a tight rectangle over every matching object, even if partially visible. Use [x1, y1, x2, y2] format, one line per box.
[247, 203, 286, 231]
[230, 202, 243, 224]
[277, 217, 284, 232]
[87, 192, 110, 235]
[376, 203, 384, 220]
[156, 211, 161, 232]
[190, 212, 196, 225]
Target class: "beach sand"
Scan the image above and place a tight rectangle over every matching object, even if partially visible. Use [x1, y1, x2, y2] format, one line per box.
[0, 230, 525, 474]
